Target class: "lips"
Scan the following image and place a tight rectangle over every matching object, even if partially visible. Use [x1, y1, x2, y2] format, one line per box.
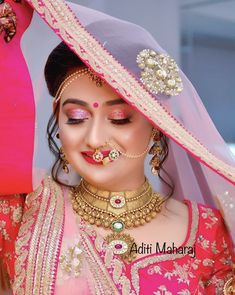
[82, 151, 111, 157]
[81, 151, 112, 165]
[82, 154, 102, 165]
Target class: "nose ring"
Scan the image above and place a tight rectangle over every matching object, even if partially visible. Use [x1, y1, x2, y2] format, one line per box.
[92, 149, 104, 162]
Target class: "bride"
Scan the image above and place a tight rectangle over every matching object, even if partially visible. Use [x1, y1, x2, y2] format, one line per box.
[0, 1, 234, 294]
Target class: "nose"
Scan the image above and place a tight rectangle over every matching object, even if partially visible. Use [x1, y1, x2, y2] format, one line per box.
[85, 118, 108, 150]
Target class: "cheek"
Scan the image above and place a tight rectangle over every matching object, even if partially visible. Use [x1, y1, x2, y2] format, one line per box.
[58, 116, 82, 150]
[59, 126, 75, 143]
[117, 122, 152, 148]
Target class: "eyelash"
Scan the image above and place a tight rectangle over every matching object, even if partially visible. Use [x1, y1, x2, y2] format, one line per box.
[66, 118, 131, 125]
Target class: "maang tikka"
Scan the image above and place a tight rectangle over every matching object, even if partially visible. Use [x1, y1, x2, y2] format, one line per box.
[149, 129, 163, 174]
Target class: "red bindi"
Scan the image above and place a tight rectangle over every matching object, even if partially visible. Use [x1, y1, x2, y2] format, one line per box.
[93, 102, 99, 108]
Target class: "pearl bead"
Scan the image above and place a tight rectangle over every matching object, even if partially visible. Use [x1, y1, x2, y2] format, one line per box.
[146, 58, 156, 67]
[167, 79, 176, 87]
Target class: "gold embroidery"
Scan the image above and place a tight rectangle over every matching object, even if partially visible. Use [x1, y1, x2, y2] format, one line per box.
[211, 241, 220, 255]
[11, 205, 23, 224]
[59, 240, 83, 277]
[130, 202, 199, 293]
[201, 207, 218, 229]
[202, 258, 214, 267]
[0, 220, 10, 241]
[197, 235, 210, 250]
[0, 200, 10, 215]
[147, 265, 162, 275]
[153, 285, 173, 295]
[177, 290, 191, 295]
[205, 274, 233, 294]
[164, 261, 196, 285]
[0, 199, 23, 226]
[80, 231, 121, 295]
[13, 177, 64, 295]
[223, 277, 235, 295]
[25, 0, 235, 185]
[0, 199, 23, 242]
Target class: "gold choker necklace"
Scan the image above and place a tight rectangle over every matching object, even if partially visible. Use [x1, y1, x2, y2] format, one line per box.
[71, 179, 164, 263]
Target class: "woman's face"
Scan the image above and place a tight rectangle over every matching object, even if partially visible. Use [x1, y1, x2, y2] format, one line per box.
[58, 72, 153, 190]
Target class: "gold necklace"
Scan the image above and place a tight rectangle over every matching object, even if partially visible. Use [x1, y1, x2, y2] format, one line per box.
[71, 179, 164, 263]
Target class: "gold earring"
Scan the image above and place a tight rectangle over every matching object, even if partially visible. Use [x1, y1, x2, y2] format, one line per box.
[149, 129, 162, 175]
[60, 147, 69, 174]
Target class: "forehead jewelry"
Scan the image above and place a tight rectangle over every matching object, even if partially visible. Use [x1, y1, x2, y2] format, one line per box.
[93, 102, 99, 108]
[54, 68, 103, 103]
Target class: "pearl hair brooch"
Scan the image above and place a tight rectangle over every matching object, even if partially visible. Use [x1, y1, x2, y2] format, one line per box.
[136, 49, 183, 96]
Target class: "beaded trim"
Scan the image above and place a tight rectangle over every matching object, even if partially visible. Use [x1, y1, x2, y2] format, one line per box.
[223, 277, 235, 294]
[13, 177, 64, 295]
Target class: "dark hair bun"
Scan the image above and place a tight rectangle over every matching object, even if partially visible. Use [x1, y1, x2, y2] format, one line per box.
[44, 42, 85, 97]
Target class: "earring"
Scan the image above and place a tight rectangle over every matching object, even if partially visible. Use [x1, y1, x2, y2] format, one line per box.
[60, 147, 69, 174]
[149, 129, 162, 175]
[56, 133, 60, 139]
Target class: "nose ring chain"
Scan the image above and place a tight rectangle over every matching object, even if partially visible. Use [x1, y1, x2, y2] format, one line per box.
[91, 140, 150, 165]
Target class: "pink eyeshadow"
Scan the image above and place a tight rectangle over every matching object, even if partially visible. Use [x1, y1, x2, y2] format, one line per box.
[109, 110, 127, 119]
[67, 109, 89, 119]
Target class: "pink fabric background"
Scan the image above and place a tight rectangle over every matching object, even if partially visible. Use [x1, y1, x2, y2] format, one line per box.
[0, 1, 34, 194]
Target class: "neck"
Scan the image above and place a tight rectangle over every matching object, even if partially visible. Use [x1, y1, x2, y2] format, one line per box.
[81, 176, 149, 200]
[83, 174, 146, 193]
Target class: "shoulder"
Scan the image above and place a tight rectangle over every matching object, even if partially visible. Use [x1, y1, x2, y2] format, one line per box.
[186, 201, 233, 251]
[165, 198, 222, 222]
[25, 175, 63, 207]
[163, 198, 226, 236]
[195, 201, 224, 232]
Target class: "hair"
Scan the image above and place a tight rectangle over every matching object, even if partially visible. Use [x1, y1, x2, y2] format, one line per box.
[45, 42, 175, 196]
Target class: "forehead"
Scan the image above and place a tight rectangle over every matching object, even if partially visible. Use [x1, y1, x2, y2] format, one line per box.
[60, 74, 121, 106]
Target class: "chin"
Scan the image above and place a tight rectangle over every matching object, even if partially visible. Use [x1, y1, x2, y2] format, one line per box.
[87, 172, 112, 184]
[71, 156, 128, 188]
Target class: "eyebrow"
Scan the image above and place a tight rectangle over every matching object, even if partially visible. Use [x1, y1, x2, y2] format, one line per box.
[62, 98, 127, 107]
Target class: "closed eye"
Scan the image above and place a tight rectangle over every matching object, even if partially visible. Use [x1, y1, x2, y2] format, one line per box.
[66, 118, 131, 125]
[110, 118, 131, 125]
[66, 118, 87, 125]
